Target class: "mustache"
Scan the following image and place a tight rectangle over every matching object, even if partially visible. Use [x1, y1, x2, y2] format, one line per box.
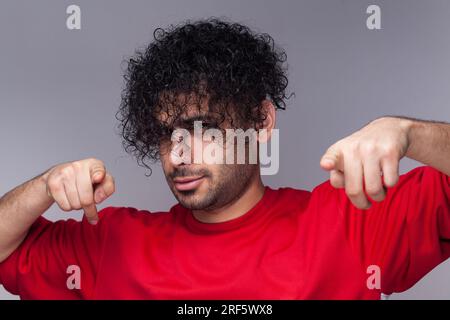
[169, 167, 211, 180]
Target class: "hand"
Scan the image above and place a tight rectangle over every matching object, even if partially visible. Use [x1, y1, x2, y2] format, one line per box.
[320, 117, 412, 209]
[44, 158, 115, 224]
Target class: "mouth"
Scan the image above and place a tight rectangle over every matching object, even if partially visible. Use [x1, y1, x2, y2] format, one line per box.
[173, 176, 205, 191]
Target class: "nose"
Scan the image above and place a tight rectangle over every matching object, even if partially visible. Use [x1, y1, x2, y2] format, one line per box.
[170, 130, 192, 166]
[170, 141, 186, 165]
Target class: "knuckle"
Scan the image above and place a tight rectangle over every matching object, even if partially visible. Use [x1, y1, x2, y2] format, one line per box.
[366, 186, 382, 197]
[381, 144, 399, 157]
[72, 160, 83, 170]
[346, 188, 361, 198]
[47, 178, 59, 191]
[60, 166, 74, 178]
[80, 197, 93, 207]
[360, 142, 377, 155]
[59, 203, 72, 212]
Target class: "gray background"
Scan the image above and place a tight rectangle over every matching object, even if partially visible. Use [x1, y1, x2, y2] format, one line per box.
[1, 0, 449, 299]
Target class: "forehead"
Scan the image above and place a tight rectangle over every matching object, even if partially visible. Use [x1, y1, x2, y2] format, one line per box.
[154, 92, 223, 125]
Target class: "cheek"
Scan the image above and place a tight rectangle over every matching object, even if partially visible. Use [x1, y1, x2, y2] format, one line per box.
[159, 151, 173, 173]
[209, 163, 232, 181]
[159, 140, 173, 159]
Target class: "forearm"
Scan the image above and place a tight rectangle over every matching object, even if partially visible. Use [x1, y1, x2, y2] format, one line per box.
[400, 117, 450, 176]
[0, 170, 54, 263]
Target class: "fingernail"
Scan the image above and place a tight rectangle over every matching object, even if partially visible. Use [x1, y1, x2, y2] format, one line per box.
[90, 219, 98, 225]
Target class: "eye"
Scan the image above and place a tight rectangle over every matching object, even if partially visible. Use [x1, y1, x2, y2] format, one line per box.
[159, 124, 171, 134]
[202, 121, 219, 129]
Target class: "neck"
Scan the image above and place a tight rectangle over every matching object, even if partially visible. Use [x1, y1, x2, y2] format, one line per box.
[192, 173, 265, 223]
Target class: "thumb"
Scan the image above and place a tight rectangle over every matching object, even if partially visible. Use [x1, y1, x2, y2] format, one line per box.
[320, 147, 341, 171]
[90, 165, 106, 184]
[320, 157, 336, 170]
[94, 173, 115, 204]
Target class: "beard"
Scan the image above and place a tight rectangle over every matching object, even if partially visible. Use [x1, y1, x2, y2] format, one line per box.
[165, 164, 257, 211]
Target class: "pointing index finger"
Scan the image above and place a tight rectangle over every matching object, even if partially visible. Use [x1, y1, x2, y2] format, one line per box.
[83, 203, 99, 225]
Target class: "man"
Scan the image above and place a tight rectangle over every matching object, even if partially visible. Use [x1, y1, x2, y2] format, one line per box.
[0, 19, 449, 299]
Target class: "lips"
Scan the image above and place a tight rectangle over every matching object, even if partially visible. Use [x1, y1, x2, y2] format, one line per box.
[173, 176, 205, 191]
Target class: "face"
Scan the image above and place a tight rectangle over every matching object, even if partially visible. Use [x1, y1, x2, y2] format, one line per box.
[158, 98, 259, 211]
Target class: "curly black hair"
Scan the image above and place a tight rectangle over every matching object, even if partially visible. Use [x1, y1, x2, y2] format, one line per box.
[116, 18, 291, 175]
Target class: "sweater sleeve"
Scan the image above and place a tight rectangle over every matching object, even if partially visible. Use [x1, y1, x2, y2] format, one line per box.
[337, 166, 450, 294]
[0, 206, 116, 299]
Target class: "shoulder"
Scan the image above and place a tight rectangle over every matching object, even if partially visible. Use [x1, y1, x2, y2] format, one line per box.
[90, 205, 176, 242]
[95, 206, 173, 226]
[264, 186, 312, 213]
[269, 186, 310, 201]
[308, 165, 448, 212]
[398, 165, 448, 185]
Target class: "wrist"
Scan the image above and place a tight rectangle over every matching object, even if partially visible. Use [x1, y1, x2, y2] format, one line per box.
[38, 168, 54, 201]
[403, 118, 425, 160]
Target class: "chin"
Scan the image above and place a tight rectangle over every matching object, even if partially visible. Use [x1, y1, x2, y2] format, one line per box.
[177, 192, 215, 210]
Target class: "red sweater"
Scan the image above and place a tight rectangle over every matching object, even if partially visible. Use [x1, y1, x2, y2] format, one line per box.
[0, 166, 449, 299]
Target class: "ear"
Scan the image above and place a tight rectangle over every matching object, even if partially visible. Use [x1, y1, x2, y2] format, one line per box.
[257, 99, 276, 143]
